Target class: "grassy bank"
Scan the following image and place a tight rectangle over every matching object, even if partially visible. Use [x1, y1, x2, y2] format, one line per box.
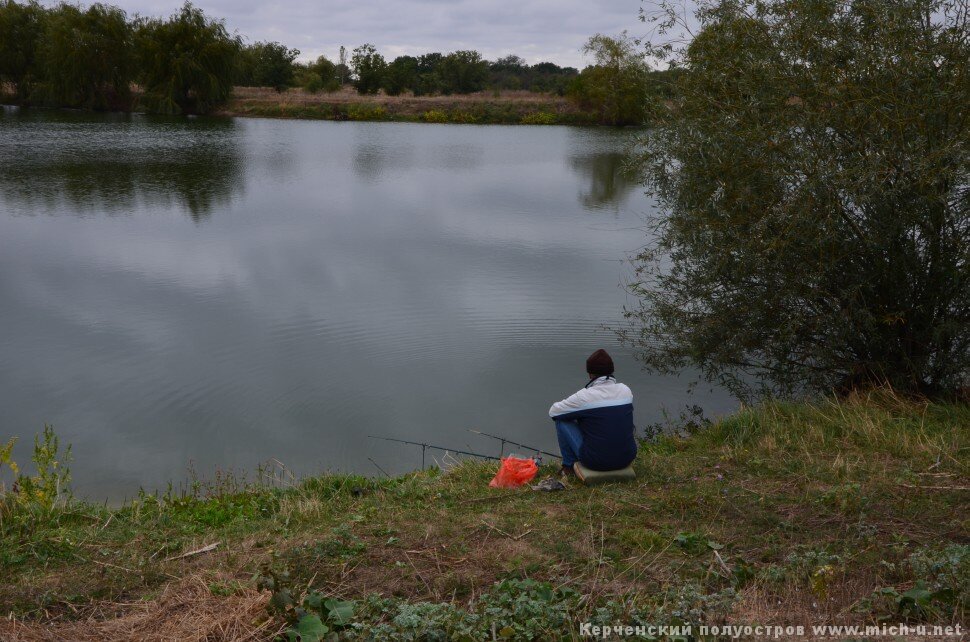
[219, 87, 598, 125]
[1, 392, 967, 640]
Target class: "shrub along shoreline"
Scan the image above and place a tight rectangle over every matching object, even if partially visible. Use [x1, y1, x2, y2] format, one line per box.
[0, 391, 966, 640]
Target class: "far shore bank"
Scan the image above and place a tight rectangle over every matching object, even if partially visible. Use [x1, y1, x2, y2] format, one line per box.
[220, 86, 597, 125]
[1, 86, 601, 126]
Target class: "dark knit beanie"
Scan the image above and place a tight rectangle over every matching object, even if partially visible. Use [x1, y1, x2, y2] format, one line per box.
[586, 349, 614, 376]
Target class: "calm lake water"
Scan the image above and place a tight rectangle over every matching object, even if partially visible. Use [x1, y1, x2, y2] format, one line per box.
[0, 107, 736, 500]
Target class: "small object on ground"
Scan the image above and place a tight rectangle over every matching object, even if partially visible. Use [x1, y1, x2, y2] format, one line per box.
[165, 542, 219, 562]
[573, 462, 636, 485]
[489, 456, 539, 488]
[559, 465, 575, 478]
[532, 477, 566, 492]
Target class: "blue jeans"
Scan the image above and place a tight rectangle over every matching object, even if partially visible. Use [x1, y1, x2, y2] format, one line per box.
[555, 419, 583, 467]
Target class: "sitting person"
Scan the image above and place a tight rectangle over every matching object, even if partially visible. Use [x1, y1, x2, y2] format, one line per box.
[549, 349, 637, 477]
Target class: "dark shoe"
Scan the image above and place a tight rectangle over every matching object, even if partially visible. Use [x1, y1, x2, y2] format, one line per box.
[560, 465, 576, 478]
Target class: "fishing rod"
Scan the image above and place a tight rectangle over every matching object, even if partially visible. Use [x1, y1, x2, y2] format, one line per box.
[368, 435, 501, 469]
[467, 429, 561, 460]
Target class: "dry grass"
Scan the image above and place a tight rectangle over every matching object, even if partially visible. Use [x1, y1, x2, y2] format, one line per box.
[230, 85, 570, 107]
[0, 573, 281, 642]
[221, 86, 587, 123]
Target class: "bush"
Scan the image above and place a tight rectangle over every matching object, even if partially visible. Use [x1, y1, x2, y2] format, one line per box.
[346, 104, 387, 121]
[521, 111, 557, 125]
[625, 0, 970, 399]
[421, 109, 448, 123]
[0, 424, 72, 517]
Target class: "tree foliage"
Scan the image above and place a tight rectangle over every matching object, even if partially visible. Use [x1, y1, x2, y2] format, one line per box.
[488, 57, 578, 94]
[39, 2, 133, 109]
[568, 33, 649, 125]
[135, 2, 240, 114]
[252, 41, 299, 92]
[437, 50, 489, 94]
[0, 0, 45, 99]
[625, 0, 970, 398]
[350, 43, 386, 95]
[294, 55, 338, 93]
[382, 55, 418, 96]
[237, 41, 299, 92]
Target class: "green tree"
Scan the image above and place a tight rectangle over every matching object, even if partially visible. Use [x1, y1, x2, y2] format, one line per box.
[413, 52, 443, 95]
[248, 41, 299, 92]
[383, 55, 418, 96]
[233, 45, 257, 85]
[624, 0, 970, 398]
[350, 43, 386, 95]
[568, 33, 648, 125]
[135, 2, 240, 114]
[299, 55, 338, 93]
[489, 54, 527, 90]
[528, 62, 578, 95]
[39, 2, 133, 109]
[0, 0, 45, 100]
[437, 50, 488, 94]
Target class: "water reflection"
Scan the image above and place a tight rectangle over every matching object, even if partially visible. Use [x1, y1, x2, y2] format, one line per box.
[0, 107, 244, 221]
[351, 125, 483, 181]
[569, 151, 638, 211]
[0, 114, 736, 500]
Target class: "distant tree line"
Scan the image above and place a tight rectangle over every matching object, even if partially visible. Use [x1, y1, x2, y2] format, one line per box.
[235, 44, 581, 98]
[239, 36, 673, 126]
[0, 0, 664, 123]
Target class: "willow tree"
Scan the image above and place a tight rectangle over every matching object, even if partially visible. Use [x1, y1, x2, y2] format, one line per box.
[39, 2, 133, 109]
[135, 2, 239, 114]
[568, 33, 650, 125]
[625, 0, 969, 398]
[0, 0, 45, 100]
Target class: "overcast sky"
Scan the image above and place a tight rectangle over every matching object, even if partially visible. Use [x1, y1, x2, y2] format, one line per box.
[61, 0, 648, 68]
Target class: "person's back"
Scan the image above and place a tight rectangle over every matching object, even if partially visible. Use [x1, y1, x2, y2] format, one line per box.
[549, 349, 637, 473]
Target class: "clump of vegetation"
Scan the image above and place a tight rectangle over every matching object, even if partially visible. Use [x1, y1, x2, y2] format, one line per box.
[520, 111, 557, 125]
[0, 424, 72, 516]
[258, 575, 586, 640]
[134, 3, 240, 114]
[421, 109, 448, 123]
[568, 32, 650, 125]
[861, 544, 970, 621]
[234, 40, 300, 93]
[624, 0, 970, 399]
[346, 104, 388, 121]
[0, 1, 242, 114]
[36, 2, 133, 110]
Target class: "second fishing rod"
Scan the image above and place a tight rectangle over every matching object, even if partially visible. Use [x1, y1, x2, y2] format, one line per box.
[368, 435, 501, 470]
[468, 428, 561, 460]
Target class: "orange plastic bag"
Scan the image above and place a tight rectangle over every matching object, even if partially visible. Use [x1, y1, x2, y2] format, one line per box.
[488, 456, 538, 488]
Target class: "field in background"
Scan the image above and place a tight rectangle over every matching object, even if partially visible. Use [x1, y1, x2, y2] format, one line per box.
[222, 86, 593, 125]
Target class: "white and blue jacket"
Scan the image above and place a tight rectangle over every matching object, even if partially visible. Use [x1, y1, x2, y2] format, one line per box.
[549, 376, 637, 470]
